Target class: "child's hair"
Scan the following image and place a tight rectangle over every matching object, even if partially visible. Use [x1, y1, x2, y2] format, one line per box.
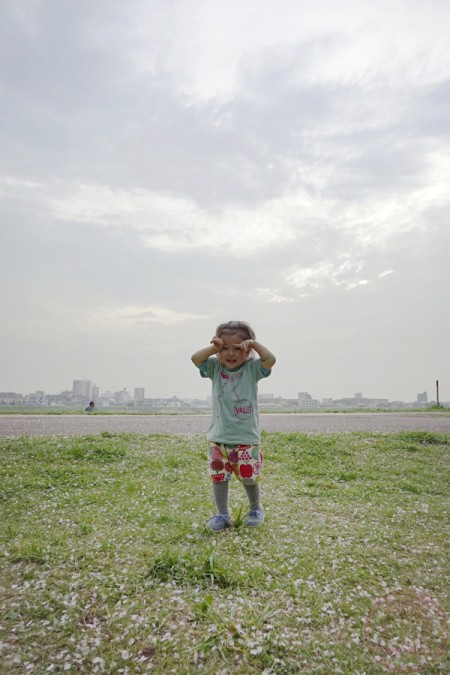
[216, 321, 256, 341]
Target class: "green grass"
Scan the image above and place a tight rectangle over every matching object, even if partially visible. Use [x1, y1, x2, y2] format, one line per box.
[0, 431, 449, 673]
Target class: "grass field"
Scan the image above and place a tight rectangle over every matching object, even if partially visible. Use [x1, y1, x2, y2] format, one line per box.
[1, 431, 449, 673]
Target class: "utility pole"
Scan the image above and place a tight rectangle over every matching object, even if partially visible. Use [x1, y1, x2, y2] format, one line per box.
[436, 379, 440, 406]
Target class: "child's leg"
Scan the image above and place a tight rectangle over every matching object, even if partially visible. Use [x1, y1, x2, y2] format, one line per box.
[212, 480, 230, 516]
[208, 481, 231, 530]
[243, 481, 265, 526]
[243, 482, 262, 511]
[207, 443, 232, 530]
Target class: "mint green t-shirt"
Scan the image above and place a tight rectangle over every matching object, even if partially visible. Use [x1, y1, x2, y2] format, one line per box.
[198, 357, 271, 445]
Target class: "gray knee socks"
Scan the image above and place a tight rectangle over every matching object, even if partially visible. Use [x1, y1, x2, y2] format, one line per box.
[212, 481, 230, 516]
[243, 483, 262, 511]
[212, 481, 262, 515]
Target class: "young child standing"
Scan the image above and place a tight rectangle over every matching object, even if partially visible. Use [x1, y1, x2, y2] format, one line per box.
[191, 321, 276, 531]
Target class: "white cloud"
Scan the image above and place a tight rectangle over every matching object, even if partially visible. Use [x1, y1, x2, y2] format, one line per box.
[92, 305, 204, 326]
[46, 144, 449, 261]
[335, 149, 450, 247]
[283, 258, 370, 296]
[129, 0, 450, 102]
[254, 288, 294, 304]
[1, 175, 44, 188]
[48, 182, 303, 256]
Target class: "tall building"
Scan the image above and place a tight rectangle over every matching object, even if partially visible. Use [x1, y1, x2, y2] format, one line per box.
[134, 388, 145, 401]
[73, 379, 93, 399]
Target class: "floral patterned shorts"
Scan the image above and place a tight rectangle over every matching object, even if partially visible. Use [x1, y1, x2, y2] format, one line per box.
[207, 442, 263, 484]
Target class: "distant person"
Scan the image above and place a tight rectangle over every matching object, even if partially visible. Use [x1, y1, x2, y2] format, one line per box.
[85, 401, 95, 412]
[191, 320, 276, 531]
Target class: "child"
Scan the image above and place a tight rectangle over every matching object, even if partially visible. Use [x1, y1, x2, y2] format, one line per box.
[191, 321, 276, 531]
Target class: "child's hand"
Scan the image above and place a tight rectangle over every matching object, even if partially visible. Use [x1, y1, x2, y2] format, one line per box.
[210, 336, 224, 353]
[234, 339, 254, 353]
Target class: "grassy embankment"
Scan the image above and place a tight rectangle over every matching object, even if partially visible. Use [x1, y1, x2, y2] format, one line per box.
[1, 431, 449, 673]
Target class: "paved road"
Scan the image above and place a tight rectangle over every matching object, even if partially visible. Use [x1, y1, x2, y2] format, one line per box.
[0, 412, 449, 437]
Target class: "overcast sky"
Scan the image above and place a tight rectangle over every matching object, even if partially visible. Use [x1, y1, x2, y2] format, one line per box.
[1, 0, 449, 402]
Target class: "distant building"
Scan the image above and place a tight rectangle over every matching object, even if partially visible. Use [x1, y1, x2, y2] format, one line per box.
[46, 391, 73, 406]
[258, 393, 275, 407]
[133, 396, 184, 411]
[115, 388, 132, 403]
[298, 392, 320, 408]
[73, 379, 93, 399]
[25, 391, 47, 406]
[134, 387, 145, 401]
[0, 392, 24, 405]
[416, 392, 428, 404]
[334, 396, 389, 409]
[101, 390, 115, 401]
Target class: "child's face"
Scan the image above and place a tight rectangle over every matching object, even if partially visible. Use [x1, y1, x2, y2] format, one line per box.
[218, 333, 250, 369]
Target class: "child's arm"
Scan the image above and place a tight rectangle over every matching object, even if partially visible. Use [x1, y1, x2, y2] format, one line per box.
[191, 337, 223, 367]
[238, 340, 276, 369]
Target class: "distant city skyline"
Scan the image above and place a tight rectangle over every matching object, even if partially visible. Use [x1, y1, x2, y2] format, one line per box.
[0, 377, 443, 406]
